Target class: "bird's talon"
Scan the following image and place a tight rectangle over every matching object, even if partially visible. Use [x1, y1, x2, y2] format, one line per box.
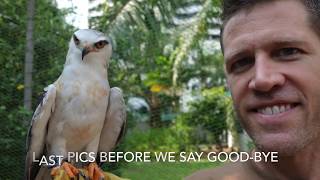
[51, 162, 79, 179]
[86, 162, 105, 180]
[62, 161, 79, 178]
[50, 166, 61, 177]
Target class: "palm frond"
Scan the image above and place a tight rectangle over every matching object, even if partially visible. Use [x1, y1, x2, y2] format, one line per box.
[171, 0, 217, 90]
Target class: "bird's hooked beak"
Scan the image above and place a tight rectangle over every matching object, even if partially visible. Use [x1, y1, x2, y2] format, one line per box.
[82, 47, 89, 61]
[82, 45, 96, 60]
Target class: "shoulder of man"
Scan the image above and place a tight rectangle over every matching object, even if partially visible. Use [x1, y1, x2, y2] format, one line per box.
[185, 161, 260, 180]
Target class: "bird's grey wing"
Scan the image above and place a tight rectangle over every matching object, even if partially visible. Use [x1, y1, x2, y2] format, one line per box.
[25, 84, 56, 180]
[98, 87, 126, 162]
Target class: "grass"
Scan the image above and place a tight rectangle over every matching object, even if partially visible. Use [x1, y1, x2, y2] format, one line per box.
[119, 160, 223, 180]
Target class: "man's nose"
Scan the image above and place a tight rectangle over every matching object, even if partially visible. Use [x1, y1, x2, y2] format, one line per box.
[248, 55, 285, 92]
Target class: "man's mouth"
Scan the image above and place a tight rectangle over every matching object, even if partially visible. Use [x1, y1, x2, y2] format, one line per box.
[254, 103, 300, 115]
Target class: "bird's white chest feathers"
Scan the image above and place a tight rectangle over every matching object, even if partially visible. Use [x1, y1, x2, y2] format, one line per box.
[49, 64, 109, 146]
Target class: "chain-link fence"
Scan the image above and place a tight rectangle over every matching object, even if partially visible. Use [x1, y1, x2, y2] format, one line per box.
[0, 0, 251, 179]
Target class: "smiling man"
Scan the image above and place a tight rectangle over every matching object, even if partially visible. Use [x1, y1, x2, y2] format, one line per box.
[186, 0, 320, 179]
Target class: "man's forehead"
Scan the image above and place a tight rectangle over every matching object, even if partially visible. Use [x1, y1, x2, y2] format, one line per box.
[222, 0, 309, 60]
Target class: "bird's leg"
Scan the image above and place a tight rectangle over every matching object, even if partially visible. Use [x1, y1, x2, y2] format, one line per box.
[86, 162, 105, 180]
[83, 134, 105, 180]
[50, 158, 80, 179]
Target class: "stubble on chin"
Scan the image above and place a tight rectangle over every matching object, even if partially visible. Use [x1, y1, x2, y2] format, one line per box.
[234, 107, 319, 156]
[252, 132, 314, 156]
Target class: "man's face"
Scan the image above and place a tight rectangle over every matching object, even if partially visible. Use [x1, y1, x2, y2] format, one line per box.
[223, 0, 320, 154]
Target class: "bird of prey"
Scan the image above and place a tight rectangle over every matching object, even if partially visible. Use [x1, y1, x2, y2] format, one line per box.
[25, 29, 126, 180]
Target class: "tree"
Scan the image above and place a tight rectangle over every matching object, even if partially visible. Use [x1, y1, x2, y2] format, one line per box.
[24, 0, 35, 111]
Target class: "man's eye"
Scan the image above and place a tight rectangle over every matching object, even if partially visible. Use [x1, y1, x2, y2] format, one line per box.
[229, 58, 254, 74]
[273, 48, 302, 59]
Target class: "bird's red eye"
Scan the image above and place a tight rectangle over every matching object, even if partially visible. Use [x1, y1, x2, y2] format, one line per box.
[73, 35, 80, 45]
[95, 40, 108, 49]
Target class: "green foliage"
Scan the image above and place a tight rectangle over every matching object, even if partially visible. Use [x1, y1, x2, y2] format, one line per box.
[0, 106, 32, 179]
[143, 56, 173, 87]
[171, 116, 197, 151]
[123, 121, 197, 153]
[123, 128, 180, 152]
[32, 0, 75, 98]
[179, 52, 225, 87]
[179, 86, 230, 145]
[0, 0, 27, 114]
[120, 161, 222, 180]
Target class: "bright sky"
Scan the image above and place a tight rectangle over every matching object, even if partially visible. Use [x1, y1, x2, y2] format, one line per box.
[56, 0, 89, 29]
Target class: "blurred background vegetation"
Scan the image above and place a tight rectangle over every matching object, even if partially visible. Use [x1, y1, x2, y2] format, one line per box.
[0, 0, 250, 179]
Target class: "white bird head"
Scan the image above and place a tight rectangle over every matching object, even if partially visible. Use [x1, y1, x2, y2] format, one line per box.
[66, 29, 112, 65]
